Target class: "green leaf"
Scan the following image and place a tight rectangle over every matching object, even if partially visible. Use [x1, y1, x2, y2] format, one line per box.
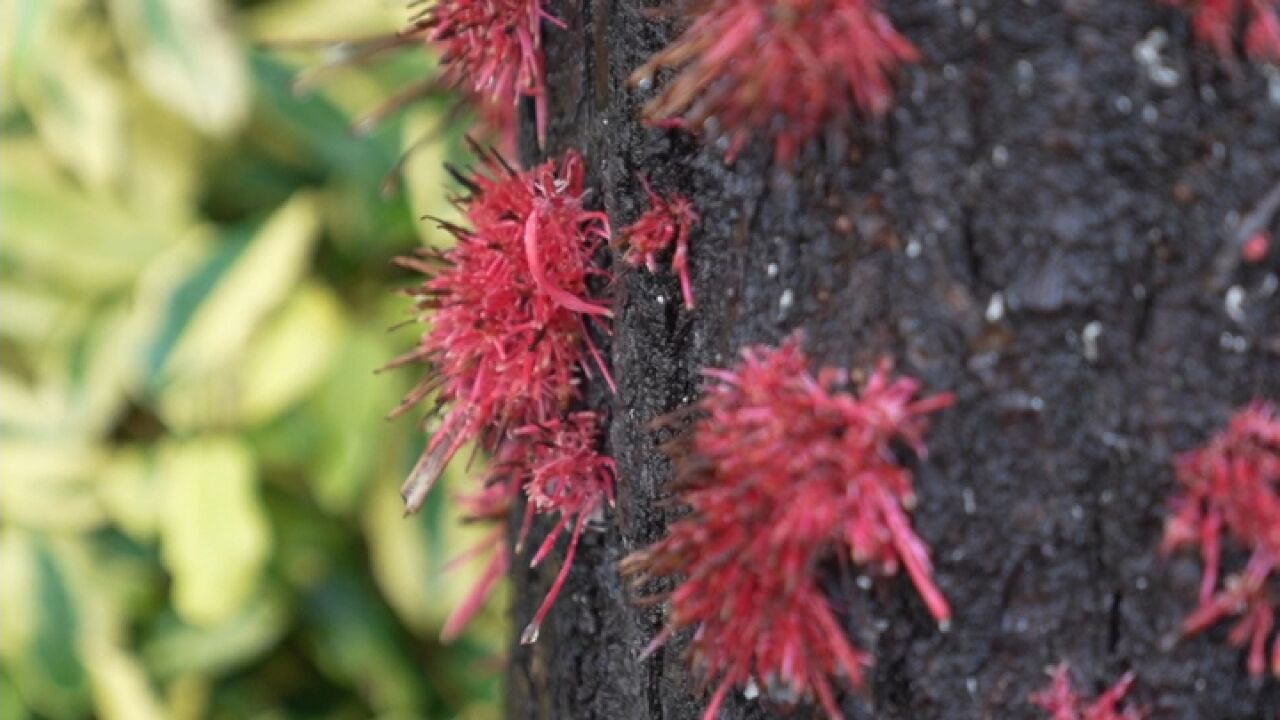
[302, 327, 408, 514]
[141, 589, 289, 678]
[299, 569, 427, 715]
[0, 534, 91, 719]
[0, 667, 31, 720]
[108, 0, 249, 134]
[158, 436, 270, 626]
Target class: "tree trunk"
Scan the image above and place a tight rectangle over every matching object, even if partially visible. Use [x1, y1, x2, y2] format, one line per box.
[505, 1, 1280, 717]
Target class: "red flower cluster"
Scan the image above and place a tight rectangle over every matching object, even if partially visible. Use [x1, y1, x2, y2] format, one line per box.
[393, 147, 615, 640]
[415, 0, 560, 146]
[1162, 402, 1280, 678]
[630, 0, 919, 165]
[619, 178, 700, 309]
[1165, 0, 1280, 61]
[621, 337, 952, 720]
[513, 412, 617, 643]
[1030, 664, 1144, 720]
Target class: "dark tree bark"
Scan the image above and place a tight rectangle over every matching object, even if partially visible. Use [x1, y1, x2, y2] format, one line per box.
[505, 1, 1280, 718]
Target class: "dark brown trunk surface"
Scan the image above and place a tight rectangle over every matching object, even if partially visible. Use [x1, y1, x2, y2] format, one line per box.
[506, 1, 1280, 717]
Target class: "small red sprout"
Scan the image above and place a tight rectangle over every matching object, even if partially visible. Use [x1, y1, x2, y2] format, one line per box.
[415, 0, 561, 146]
[1243, 230, 1272, 264]
[1030, 664, 1144, 720]
[1165, 0, 1280, 61]
[630, 0, 920, 165]
[391, 145, 612, 515]
[619, 178, 700, 309]
[621, 336, 953, 720]
[511, 411, 617, 644]
[1162, 402, 1280, 678]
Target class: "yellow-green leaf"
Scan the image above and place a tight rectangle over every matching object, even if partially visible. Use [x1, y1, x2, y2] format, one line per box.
[99, 447, 159, 542]
[108, 0, 249, 134]
[402, 109, 460, 250]
[303, 325, 407, 513]
[159, 437, 269, 626]
[0, 440, 105, 531]
[0, 528, 38, 665]
[0, 159, 175, 293]
[83, 637, 165, 720]
[164, 192, 320, 381]
[230, 281, 345, 425]
[9, 5, 125, 188]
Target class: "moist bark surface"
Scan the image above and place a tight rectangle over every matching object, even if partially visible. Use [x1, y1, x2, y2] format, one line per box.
[505, 1, 1280, 717]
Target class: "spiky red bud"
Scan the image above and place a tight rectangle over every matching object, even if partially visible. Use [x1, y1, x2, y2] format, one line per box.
[392, 146, 617, 643]
[392, 145, 611, 514]
[622, 336, 952, 720]
[630, 0, 919, 165]
[1162, 402, 1280, 678]
[619, 178, 700, 309]
[416, 0, 559, 146]
[1030, 664, 1144, 720]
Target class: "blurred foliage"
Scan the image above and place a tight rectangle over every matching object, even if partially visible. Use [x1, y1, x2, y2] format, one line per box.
[1, 0, 504, 718]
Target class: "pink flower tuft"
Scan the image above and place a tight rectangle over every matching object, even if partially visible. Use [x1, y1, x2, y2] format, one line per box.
[1165, 0, 1280, 61]
[511, 411, 617, 644]
[392, 146, 617, 642]
[415, 0, 560, 146]
[1030, 664, 1144, 720]
[621, 336, 952, 720]
[620, 178, 701, 309]
[630, 0, 920, 165]
[391, 145, 612, 515]
[1162, 402, 1280, 678]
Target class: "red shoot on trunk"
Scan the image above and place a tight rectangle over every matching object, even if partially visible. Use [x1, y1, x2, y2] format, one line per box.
[1164, 0, 1280, 61]
[1162, 402, 1280, 679]
[391, 145, 612, 516]
[1030, 664, 1145, 720]
[630, 0, 920, 165]
[619, 178, 700, 309]
[511, 411, 617, 644]
[621, 336, 952, 720]
[414, 0, 560, 146]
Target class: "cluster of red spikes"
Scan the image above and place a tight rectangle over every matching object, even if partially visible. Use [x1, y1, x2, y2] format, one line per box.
[630, 0, 920, 165]
[619, 177, 700, 310]
[1162, 402, 1280, 678]
[1164, 0, 1280, 61]
[392, 144, 615, 640]
[1030, 664, 1145, 720]
[411, 0, 560, 146]
[621, 337, 953, 720]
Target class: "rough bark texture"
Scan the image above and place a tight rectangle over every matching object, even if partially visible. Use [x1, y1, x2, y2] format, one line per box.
[506, 1, 1280, 718]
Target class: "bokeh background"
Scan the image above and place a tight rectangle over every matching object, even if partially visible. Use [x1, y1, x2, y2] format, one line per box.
[1, 1, 506, 717]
